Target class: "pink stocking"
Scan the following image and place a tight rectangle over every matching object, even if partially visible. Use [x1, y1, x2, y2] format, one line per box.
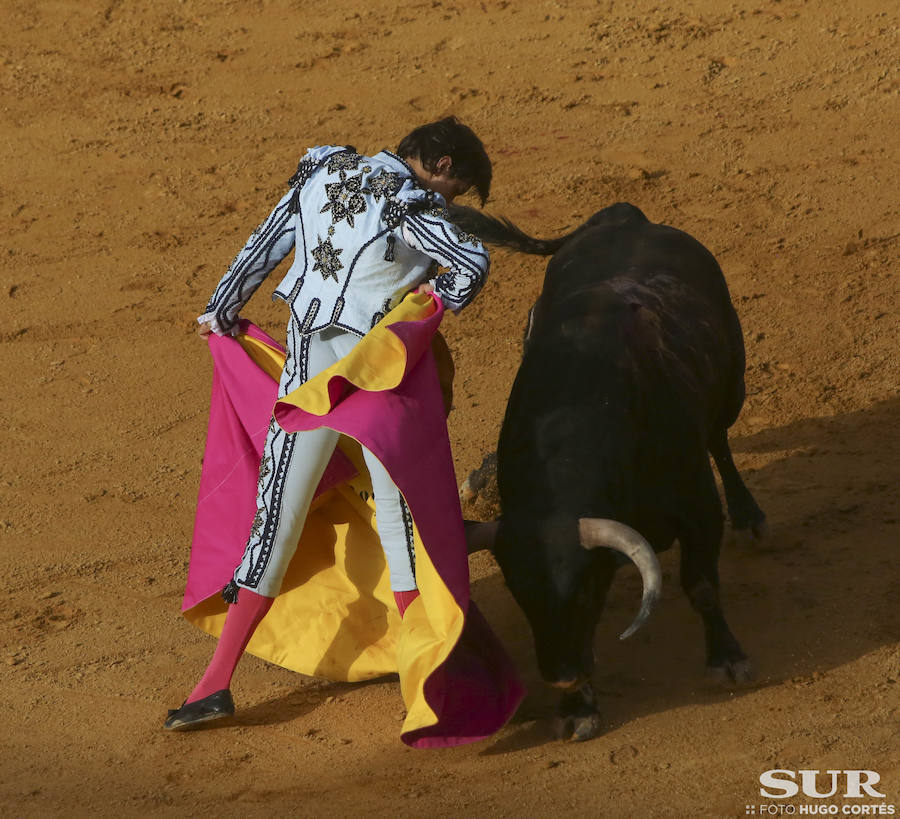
[186, 587, 273, 703]
[393, 589, 420, 617]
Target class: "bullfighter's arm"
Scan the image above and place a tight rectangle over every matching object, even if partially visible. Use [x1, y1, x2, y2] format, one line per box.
[401, 209, 490, 312]
[198, 189, 296, 336]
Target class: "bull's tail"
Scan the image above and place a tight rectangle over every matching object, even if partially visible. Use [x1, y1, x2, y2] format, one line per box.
[446, 205, 578, 256]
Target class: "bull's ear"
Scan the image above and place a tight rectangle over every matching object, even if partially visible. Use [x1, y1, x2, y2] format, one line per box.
[463, 520, 498, 555]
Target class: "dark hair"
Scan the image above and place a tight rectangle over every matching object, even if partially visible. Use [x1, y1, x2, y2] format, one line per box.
[397, 116, 492, 206]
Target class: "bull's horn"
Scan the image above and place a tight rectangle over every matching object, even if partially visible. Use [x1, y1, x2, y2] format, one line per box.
[578, 518, 662, 641]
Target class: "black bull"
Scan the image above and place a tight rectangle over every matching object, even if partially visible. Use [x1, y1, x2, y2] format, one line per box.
[451, 202, 767, 741]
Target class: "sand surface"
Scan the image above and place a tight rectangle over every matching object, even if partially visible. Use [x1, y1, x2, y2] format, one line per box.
[1, 1, 897, 816]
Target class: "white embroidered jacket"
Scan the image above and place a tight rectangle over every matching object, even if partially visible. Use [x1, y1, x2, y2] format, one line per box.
[199, 146, 490, 337]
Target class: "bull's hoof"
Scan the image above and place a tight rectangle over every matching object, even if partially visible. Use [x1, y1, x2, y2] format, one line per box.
[571, 713, 603, 742]
[554, 713, 603, 742]
[732, 519, 769, 550]
[706, 657, 755, 686]
[555, 681, 602, 741]
[731, 510, 768, 542]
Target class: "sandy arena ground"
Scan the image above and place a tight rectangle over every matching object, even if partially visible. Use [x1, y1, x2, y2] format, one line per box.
[1, 1, 897, 816]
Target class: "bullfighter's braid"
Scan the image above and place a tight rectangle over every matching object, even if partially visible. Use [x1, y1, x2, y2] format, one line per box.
[445, 205, 581, 256]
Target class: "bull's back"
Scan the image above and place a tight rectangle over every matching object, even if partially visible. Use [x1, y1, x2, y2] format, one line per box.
[543, 208, 732, 310]
[534, 208, 747, 430]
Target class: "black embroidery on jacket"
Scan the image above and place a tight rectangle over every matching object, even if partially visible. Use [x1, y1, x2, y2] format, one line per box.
[369, 297, 393, 329]
[287, 274, 304, 302]
[288, 146, 356, 213]
[383, 199, 409, 229]
[288, 156, 316, 189]
[321, 170, 370, 228]
[287, 158, 316, 215]
[326, 150, 362, 174]
[368, 169, 403, 202]
[452, 225, 480, 246]
[300, 299, 320, 334]
[425, 203, 448, 219]
[311, 236, 344, 282]
[330, 297, 345, 325]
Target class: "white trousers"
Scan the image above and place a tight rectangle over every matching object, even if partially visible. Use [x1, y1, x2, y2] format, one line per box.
[231, 325, 417, 597]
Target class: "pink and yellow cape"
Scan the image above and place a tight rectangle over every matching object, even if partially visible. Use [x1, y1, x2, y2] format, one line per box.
[181, 292, 524, 747]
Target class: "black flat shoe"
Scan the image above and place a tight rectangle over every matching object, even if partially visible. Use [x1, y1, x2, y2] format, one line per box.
[164, 689, 235, 731]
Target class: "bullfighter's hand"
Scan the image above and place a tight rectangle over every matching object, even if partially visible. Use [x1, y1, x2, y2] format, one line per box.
[198, 322, 213, 338]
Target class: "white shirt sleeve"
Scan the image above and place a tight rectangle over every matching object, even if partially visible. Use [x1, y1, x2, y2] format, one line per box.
[200, 188, 297, 334]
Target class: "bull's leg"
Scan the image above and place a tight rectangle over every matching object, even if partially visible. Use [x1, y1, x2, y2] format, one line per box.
[680, 465, 753, 684]
[709, 427, 767, 538]
[553, 565, 616, 742]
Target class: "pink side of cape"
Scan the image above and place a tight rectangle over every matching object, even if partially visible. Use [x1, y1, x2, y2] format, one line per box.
[184, 307, 524, 748]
